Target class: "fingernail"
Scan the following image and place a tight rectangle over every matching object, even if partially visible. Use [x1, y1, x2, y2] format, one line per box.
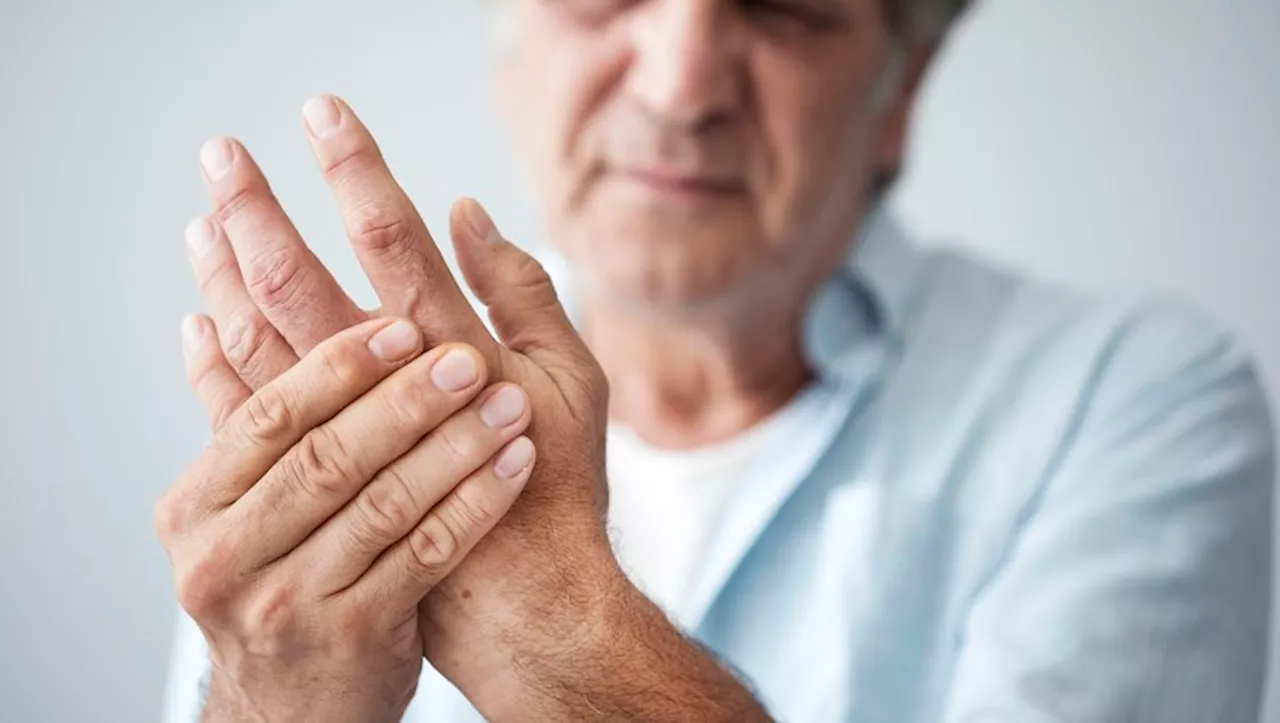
[200, 138, 234, 182]
[181, 314, 206, 350]
[431, 348, 480, 392]
[368, 320, 422, 362]
[463, 199, 503, 245]
[303, 95, 342, 139]
[494, 436, 535, 480]
[184, 217, 218, 259]
[480, 386, 526, 429]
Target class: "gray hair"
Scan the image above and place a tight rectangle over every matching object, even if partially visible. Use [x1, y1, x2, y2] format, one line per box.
[873, 0, 973, 110]
[889, 0, 972, 44]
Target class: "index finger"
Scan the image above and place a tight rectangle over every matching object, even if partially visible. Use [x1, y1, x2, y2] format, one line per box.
[300, 95, 494, 358]
[199, 136, 367, 355]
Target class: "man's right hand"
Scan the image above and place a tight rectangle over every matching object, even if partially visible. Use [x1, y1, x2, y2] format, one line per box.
[154, 315, 536, 723]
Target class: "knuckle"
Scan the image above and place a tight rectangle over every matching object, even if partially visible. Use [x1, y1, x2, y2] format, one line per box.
[175, 574, 218, 620]
[320, 143, 375, 180]
[175, 542, 234, 619]
[244, 251, 306, 311]
[382, 376, 435, 429]
[289, 426, 360, 501]
[240, 391, 296, 445]
[207, 392, 244, 432]
[440, 485, 497, 540]
[214, 184, 257, 224]
[352, 468, 419, 544]
[220, 314, 272, 374]
[511, 254, 556, 298]
[315, 346, 367, 392]
[152, 492, 184, 545]
[349, 208, 417, 258]
[405, 516, 460, 580]
[434, 424, 480, 469]
[241, 584, 297, 646]
[185, 355, 216, 393]
[195, 253, 237, 296]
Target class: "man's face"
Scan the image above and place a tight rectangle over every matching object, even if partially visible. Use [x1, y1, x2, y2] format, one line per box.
[497, 0, 916, 312]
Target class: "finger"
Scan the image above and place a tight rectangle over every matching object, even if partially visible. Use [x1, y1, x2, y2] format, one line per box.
[301, 382, 532, 595]
[181, 314, 251, 429]
[226, 344, 493, 570]
[172, 317, 426, 527]
[199, 136, 367, 354]
[451, 198, 594, 372]
[185, 216, 299, 390]
[353, 435, 535, 610]
[300, 95, 493, 356]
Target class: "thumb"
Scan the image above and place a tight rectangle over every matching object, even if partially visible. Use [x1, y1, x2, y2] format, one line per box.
[448, 198, 587, 368]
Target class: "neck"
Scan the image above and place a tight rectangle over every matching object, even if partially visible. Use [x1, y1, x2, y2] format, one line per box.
[581, 287, 813, 450]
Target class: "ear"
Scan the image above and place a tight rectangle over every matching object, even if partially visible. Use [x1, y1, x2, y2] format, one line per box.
[872, 44, 939, 178]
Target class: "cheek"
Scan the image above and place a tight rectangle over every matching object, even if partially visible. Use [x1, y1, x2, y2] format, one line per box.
[753, 54, 882, 244]
[506, 31, 623, 226]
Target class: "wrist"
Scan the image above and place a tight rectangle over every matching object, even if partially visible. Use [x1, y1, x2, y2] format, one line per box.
[487, 565, 645, 721]
[423, 529, 637, 717]
[480, 569, 765, 722]
[511, 544, 636, 663]
[201, 666, 410, 723]
[425, 530, 769, 721]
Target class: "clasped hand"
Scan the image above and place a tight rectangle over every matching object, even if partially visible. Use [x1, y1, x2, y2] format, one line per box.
[156, 95, 615, 722]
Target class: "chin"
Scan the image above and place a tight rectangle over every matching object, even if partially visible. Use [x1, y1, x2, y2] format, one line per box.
[563, 219, 764, 316]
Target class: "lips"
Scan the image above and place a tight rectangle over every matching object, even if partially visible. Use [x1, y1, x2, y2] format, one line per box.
[613, 166, 747, 196]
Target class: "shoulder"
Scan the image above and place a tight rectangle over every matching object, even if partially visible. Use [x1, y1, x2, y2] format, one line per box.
[890, 250, 1276, 723]
[868, 241, 1273, 502]
[898, 243, 1267, 412]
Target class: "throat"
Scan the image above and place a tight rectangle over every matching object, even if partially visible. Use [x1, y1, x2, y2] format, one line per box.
[583, 299, 813, 449]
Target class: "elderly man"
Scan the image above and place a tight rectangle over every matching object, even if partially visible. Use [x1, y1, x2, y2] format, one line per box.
[158, 1, 1274, 721]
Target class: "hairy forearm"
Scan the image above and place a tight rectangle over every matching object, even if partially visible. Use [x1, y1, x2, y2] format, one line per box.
[511, 586, 773, 721]
[430, 540, 771, 722]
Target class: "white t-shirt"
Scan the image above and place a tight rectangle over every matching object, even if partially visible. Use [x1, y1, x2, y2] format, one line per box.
[606, 383, 829, 629]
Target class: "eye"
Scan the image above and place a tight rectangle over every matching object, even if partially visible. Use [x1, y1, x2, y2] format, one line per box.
[545, 0, 641, 26]
[740, 0, 845, 33]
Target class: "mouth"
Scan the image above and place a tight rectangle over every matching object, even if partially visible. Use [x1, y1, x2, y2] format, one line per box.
[611, 166, 748, 200]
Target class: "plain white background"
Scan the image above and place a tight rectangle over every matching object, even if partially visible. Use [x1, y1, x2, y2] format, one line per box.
[1, 1, 1277, 721]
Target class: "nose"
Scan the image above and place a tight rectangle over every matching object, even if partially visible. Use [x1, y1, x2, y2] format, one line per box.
[627, 1, 743, 129]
